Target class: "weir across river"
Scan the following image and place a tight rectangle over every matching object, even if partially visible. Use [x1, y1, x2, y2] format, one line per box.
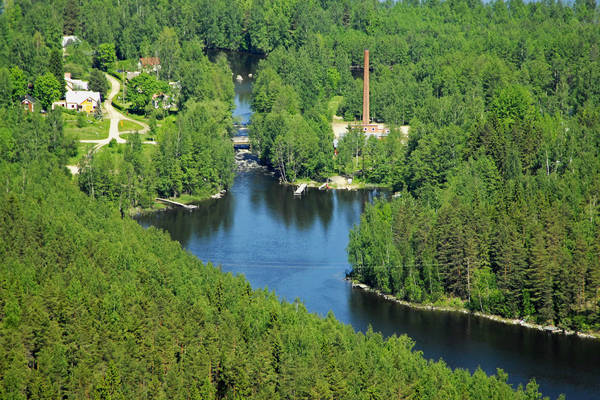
[232, 124, 250, 148]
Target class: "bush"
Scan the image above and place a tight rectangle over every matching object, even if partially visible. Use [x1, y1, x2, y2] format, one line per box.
[76, 112, 87, 128]
[111, 99, 125, 111]
[107, 70, 122, 82]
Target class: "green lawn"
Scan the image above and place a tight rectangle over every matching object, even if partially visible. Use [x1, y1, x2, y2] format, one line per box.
[116, 107, 142, 120]
[64, 117, 110, 140]
[118, 119, 144, 132]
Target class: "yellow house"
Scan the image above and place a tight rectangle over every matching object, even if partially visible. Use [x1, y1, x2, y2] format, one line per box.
[81, 99, 94, 113]
[58, 90, 102, 113]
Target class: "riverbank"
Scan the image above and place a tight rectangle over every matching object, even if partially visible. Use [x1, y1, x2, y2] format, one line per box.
[293, 175, 390, 191]
[129, 190, 227, 217]
[348, 279, 600, 341]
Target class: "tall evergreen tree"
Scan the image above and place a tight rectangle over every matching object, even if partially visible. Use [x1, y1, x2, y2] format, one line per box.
[63, 0, 80, 35]
[48, 49, 65, 97]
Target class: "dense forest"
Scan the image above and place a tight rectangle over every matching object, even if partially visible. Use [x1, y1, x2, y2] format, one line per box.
[0, 98, 552, 399]
[0, 0, 598, 397]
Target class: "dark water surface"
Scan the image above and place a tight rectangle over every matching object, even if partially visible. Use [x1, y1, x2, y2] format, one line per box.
[137, 51, 600, 400]
[207, 49, 262, 125]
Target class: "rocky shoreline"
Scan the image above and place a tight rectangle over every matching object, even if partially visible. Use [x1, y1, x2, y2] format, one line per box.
[349, 280, 599, 341]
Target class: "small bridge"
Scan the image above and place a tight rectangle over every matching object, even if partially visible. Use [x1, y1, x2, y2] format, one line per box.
[232, 136, 250, 148]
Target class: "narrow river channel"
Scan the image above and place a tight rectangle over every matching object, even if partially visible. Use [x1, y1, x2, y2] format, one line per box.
[136, 51, 600, 400]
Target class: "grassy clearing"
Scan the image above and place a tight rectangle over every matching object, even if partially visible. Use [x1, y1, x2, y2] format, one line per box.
[118, 119, 144, 132]
[64, 116, 110, 140]
[67, 142, 95, 165]
[328, 96, 343, 117]
[122, 112, 149, 124]
[170, 193, 214, 204]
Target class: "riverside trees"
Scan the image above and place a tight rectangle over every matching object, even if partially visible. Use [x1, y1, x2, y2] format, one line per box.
[348, 103, 600, 331]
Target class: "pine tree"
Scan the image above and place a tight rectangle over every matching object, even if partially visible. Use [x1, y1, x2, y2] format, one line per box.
[530, 231, 555, 324]
[63, 0, 79, 35]
[436, 198, 468, 299]
[89, 69, 109, 99]
[48, 49, 65, 97]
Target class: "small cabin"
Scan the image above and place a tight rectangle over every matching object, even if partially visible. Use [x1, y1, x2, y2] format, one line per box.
[21, 95, 38, 112]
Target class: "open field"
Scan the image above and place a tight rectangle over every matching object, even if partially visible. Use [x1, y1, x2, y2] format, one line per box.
[64, 116, 110, 140]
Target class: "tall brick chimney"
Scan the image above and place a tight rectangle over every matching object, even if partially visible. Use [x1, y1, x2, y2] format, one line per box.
[363, 49, 370, 126]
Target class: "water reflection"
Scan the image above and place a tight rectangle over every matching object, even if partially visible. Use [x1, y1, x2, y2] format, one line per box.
[140, 171, 373, 246]
[206, 49, 263, 125]
[140, 194, 234, 248]
[258, 185, 336, 231]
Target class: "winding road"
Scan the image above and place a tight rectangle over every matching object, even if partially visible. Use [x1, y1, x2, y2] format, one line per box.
[80, 73, 150, 148]
[67, 73, 152, 174]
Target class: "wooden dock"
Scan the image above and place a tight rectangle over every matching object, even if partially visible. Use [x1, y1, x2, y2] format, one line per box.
[156, 198, 198, 209]
[294, 183, 307, 196]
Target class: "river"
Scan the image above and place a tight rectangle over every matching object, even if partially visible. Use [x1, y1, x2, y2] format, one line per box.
[136, 51, 600, 400]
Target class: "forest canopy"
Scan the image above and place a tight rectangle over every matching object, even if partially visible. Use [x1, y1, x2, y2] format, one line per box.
[1, 0, 599, 397]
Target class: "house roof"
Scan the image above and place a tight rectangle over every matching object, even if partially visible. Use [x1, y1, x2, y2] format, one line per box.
[21, 94, 38, 104]
[65, 77, 88, 90]
[66, 91, 101, 105]
[140, 57, 160, 67]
